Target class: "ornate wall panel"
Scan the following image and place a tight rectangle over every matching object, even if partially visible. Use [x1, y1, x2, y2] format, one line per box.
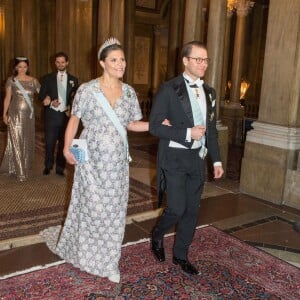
[133, 36, 150, 85]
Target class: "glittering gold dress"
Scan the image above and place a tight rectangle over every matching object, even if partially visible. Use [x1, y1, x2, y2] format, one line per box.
[0, 77, 40, 181]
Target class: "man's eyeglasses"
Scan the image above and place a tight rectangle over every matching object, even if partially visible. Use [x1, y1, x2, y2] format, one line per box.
[187, 57, 211, 64]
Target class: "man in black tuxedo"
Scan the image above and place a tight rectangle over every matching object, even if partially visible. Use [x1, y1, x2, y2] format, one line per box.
[149, 41, 224, 275]
[39, 52, 78, 176]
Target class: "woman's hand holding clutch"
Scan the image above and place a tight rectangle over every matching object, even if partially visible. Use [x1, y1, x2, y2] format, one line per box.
[65, 139, 88, 164]
[63, 149, 78, 165]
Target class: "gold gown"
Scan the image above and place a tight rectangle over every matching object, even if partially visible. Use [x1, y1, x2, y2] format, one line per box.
[0, 77, 40, 181]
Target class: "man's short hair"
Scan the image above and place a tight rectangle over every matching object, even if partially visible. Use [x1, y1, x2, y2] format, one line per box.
[181, 41, 207, 58]
[54, 52, 69, 62]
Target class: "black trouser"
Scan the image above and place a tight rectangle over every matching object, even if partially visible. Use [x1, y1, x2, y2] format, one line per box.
[44, 109, 68, 172]
[153, 147, 205, 260]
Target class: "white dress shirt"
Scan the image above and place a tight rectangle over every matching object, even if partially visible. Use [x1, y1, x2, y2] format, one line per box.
[51, 71, 67, 112]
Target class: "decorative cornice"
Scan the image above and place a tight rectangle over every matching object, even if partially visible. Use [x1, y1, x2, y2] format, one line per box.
[236, 0, 254, 17]
[227, 0, 254, 17]
[227, 0, 236, 15]
[227, 9, 234, 18]
[246, 121, 300, 150]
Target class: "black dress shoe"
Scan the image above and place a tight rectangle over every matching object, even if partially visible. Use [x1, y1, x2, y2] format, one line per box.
[173, 256, 199, 275]
[151, 239, 165, 262]
[43, 168, 50, 175]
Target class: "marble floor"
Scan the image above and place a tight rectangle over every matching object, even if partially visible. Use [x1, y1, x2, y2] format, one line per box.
[0, 131, 300, 279]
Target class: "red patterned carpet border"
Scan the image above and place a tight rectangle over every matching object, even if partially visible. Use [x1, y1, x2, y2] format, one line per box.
[1, 226, 299, 299]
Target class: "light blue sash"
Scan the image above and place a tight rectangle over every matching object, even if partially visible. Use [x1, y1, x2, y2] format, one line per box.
[14, 79, 34, 119]
[187, 85, 207, 159]
[93, 91, 132, 162]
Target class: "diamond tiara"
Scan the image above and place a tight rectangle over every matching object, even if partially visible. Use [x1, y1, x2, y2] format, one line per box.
[15, 57, 28, 61]
[97, 37, 121, 60]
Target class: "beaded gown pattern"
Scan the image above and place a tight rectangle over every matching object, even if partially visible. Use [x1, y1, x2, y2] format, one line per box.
[46, 79, 142, 277]
[0, 78, 40, 181]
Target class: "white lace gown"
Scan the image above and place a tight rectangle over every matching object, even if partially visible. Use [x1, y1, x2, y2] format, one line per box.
[41, 79, 142, 278]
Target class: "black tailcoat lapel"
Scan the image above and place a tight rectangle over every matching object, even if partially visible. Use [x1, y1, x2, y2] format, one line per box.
[173, 75, 194, 125]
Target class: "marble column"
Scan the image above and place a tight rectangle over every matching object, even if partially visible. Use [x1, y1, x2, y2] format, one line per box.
[97, 0, 111, 46]
[39, 0, 56, 76]
[246, 3, 268, 104]
[222, 0, 253, 145]
[240, 0, 300, 209]
[166, 0, 184, 80]
[230, 0, 253, 105]
[182, 0, 199, 44]
[96, 0, 111, 76]
[15, 0, 39, 77]
[205, 0, 227, 118]
[0, 6, 3, 86]
[56, 1, 71, 55]
[151, 26, 161, 95]
[97, 0, 125, 76]
[56, 0, 93, 83]
[0, 0, 13, 89]
[124, 0, 135, 84]
[220, 7, 234, 103]
[14, 0, 41, 122]
[205, 0, 228, 176]
[195, 1, 207, 42]
[0, 1, 8, 118]
[110, 0, 125, 45]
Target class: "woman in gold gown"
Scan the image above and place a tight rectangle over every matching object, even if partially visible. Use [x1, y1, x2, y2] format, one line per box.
[0, 57, 40, 181]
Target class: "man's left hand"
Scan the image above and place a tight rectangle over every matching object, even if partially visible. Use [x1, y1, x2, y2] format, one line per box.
[43, 96, 51, 106]
[214, 166, 224, 179]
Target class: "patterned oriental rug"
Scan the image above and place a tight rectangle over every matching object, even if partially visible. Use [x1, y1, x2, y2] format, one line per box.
[0, 131, 157, 241]
[1, 226, 299, 299]
[0, 178, 156, 241]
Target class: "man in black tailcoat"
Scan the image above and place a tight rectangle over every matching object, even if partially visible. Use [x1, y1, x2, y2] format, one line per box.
[149, 41, 224, 275]
[39, 52, 78, 176]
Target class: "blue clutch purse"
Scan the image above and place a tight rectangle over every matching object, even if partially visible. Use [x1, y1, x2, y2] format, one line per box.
[70, 139, 88, 163]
